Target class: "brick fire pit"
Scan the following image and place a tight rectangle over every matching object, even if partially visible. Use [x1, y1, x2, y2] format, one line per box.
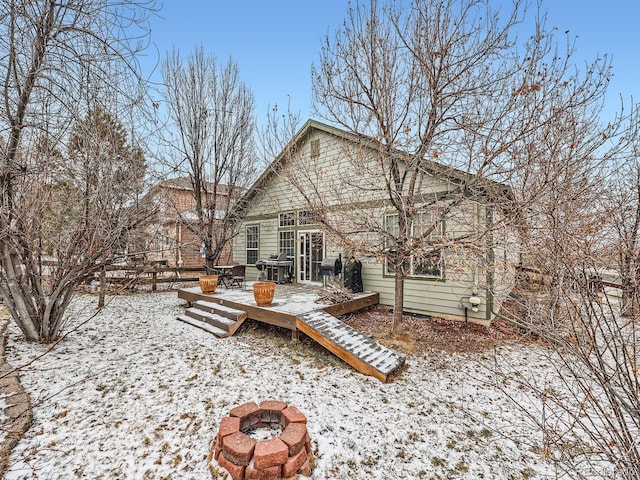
[210, 400, 314, 480]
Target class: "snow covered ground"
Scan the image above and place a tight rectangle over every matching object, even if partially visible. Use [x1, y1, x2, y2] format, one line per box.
[3, 292, 556, 479]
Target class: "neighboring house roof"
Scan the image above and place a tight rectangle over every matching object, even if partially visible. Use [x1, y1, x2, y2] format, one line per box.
[144, 177, 246, 208]
[155, 177, 235, 196]
[143, 177, 243, 224]
[234, 119, 512, 217]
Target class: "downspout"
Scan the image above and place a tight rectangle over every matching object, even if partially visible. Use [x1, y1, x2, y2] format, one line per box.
[485, 205, 495, 322]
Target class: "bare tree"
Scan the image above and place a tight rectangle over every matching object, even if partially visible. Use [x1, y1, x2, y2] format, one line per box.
[491, 96, 640, 477]
[161, 47, 258, 267]
[259, 102, 303, 169]
[0, 0, 156, 342]
[495, 261, 640, 479]
[303, 0, 617, 333]
[601, 115, 640, 317]
[308, 2, 639, 470]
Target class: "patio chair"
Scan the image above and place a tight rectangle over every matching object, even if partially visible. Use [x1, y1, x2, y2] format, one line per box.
[228, 264, 246, 289]
[202, 264, 228, 287]
[203, 264, 217, 275]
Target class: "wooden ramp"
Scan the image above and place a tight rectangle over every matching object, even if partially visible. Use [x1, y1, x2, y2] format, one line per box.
[296, 310, 405, 383]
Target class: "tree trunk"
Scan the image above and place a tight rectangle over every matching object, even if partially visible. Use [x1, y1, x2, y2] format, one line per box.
[392, 265, 405, 335]
[98, 266, 106, 309]
[620, 275, 638, 317]
[619, 252, 638, 317]
[1, 245, 40, 341]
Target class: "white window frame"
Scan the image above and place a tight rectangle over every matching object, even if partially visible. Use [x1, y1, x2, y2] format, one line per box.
[278, 230, 295, 258]
[298, 209, 324, 226]
[279, 211, 295, 227]
[246, 225, 259, 265]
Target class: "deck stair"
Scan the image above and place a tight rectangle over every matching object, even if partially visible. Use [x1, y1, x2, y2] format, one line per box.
[177, 300, 247, 338]
[296, 310, 405, 383]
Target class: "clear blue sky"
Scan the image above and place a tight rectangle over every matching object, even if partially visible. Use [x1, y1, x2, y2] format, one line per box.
[144, 0, 639, 125]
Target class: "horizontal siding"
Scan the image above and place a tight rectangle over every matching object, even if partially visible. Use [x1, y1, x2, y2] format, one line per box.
[235, 218, 279, 278]
[361, 261, 488, 322]
[245, 130, 453, 217]
[232, 228, 246, 262]
[257, 218, 279, 254]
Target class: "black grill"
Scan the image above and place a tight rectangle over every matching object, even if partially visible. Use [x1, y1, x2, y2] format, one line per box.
[319, 255, 342, 277]
[258, 253, 293, 283]
[344, 257, 363, 293]
[265, 252, 288, 264]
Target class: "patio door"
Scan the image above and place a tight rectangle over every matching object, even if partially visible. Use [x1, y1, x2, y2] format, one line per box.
[298, 231, 324, 283]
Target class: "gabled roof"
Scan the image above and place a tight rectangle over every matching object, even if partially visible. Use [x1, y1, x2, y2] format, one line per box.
[235, 119, 512, 216]
[237, 120, 353, 210]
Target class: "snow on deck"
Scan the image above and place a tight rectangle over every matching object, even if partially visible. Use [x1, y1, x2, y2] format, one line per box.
[179, 285, 374, 317]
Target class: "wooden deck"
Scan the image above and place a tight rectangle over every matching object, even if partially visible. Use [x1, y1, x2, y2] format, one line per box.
[177, 283, 405, 382]
[177, 283, 379, 334]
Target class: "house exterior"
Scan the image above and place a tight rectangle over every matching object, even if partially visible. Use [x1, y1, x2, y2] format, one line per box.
[143, 177, 233, 268]
[233, 120, 518, 324]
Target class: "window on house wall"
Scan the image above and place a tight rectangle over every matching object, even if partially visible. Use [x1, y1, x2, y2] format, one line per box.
[412, 211, 444, 276]
[246, 225, 259, 265]
[279, 231, 295, 258]
[298, 209, 323, 226]
[384, 213, 407, 274]
[298, 210, 313, 226]
[384, 211, 443, 278]
[279, 211, 295, 227]
[310, 138, 320, 158]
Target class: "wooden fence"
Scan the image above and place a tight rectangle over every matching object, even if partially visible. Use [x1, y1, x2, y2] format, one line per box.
[100, 264, 205, 291]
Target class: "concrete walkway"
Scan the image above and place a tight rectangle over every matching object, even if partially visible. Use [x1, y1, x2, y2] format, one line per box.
[0, 310, 33, 476]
